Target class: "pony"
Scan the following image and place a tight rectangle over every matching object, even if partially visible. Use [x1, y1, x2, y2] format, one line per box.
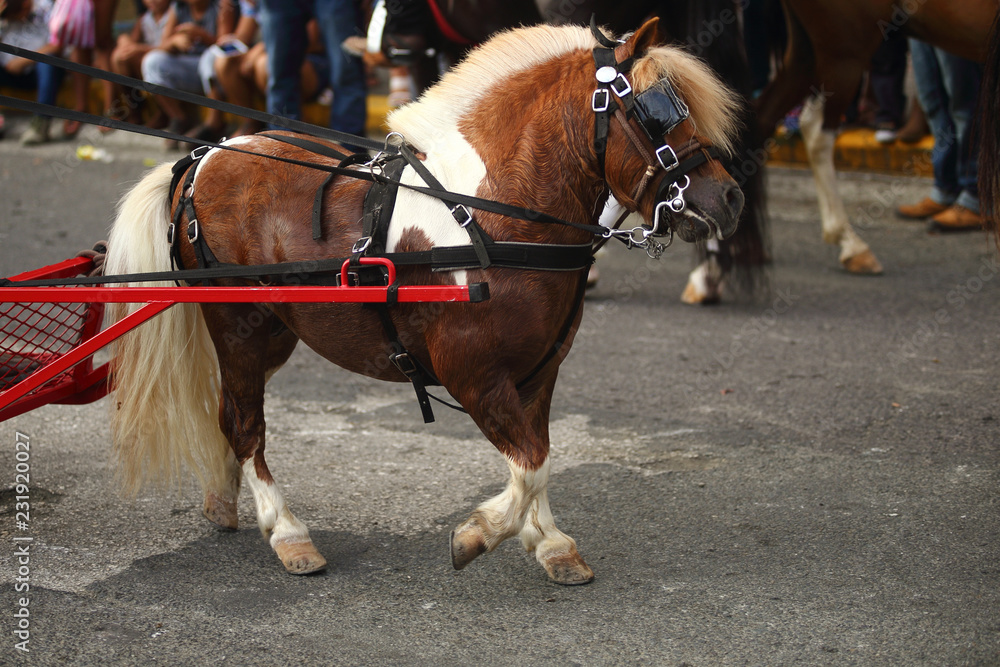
[103, 19, 744, 584]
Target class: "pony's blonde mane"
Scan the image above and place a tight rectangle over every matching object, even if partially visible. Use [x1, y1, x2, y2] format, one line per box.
[388, 22, 740, 157]
[387, 24, 599, 149]
[631, 45, 742, 156]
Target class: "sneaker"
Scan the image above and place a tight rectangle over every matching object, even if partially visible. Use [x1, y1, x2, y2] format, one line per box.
[20, 116, 51, 146]
[874, 122, 897, 145]
[928, 205, 985, 233]
[896, 197, 950, 220]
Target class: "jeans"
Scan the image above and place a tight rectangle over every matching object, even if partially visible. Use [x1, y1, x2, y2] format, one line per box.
[141, 49, 206, 94]
[0, 62, 64, 112]
[909, 39, 982, 211]
[259, 0, 366, 137]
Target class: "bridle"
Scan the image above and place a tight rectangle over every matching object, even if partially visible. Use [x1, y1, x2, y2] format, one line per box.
[591, 24, 726, 253]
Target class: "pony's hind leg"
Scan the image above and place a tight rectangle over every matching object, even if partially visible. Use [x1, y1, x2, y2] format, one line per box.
[202, 326, 299, 531]
[207, 306, 325, 574]
[450, 378, 594, 585]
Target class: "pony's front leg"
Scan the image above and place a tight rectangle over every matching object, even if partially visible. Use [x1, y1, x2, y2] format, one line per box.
[450, 379, 594, 585]
[799, 95, 883, 274]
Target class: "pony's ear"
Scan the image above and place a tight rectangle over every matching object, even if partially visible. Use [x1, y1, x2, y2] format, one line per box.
[616, 17, 661, 61]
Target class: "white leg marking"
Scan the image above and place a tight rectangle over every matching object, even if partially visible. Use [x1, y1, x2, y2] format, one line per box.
[472, 458, 552, 551]
[241, 459, 312, 548]
[799, 96, 870, 261]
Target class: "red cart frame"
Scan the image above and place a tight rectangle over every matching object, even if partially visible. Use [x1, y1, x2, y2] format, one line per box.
[0, 255, 487, 422]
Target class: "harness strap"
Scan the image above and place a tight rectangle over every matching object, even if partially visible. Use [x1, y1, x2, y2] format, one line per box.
[360, 156, 407, 254]
[592, 45, 620, 177]
[397, 143, 493, 269]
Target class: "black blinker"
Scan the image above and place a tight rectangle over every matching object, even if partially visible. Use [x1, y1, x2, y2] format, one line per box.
[633, 78, 690, 145]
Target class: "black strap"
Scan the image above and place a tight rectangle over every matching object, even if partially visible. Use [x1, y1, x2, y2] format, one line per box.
[515, 266, 590, 390]
[654, 146, 723, 200]
[360, 156, 407, 254]
[1, 240, 594, 288]
[397, 144, 493, 269]
[592, 45, 619, 176]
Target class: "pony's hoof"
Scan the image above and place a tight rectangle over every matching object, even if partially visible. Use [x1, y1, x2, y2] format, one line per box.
[539, 548, 595, 585]
[841, 249, 884, 275]
[203, 493, 238, 530]
[680, 280, 720, 305]
[274, 539, 327, 575]
[450, 521, 487, 570]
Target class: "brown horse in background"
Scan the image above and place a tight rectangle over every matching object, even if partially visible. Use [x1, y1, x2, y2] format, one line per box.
[104, 20, 744, 583]
[742, 0, 997, 283]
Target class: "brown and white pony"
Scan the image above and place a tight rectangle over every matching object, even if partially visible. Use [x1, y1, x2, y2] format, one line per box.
[104, 19, 742, 584]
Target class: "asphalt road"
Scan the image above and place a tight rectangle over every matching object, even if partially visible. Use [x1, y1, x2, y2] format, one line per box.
[1, 122, 998, 665]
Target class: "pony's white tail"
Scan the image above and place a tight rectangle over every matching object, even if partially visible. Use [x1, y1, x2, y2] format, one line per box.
[105, 162, 230, 496]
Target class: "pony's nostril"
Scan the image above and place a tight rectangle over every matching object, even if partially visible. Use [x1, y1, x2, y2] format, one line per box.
[726, 185, 745, 217]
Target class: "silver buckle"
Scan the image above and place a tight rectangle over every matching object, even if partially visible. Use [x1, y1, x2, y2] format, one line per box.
[166, 222, 175, 245]
[592, 88, 610, 113]
[352, 236, 372, 254]
[610, 73, 632, 98]
[189, 144, 212, 161]
[187, 219, 199, 242]
[655, 145, 679, 171]
[451, 204, 473, 227]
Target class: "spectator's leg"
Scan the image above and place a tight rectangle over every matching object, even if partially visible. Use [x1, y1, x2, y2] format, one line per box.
[314, 0, 367, 138]
[939, 51, 983, 213]
[259, 0, 310, 124]
[910, 40, 958, 207]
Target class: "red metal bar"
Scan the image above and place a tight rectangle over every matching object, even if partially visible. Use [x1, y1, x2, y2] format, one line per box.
[0, 284, 478, 304]
[342, 256, 396, 286]
[8, 256, 93, 282]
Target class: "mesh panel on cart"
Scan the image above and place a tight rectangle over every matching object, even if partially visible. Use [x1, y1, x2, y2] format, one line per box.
[0, 300, 90, 392]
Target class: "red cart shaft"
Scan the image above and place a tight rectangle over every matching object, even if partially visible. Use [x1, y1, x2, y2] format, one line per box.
[0, 255, 489, 421]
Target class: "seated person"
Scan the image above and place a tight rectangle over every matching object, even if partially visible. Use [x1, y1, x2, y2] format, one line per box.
[0, 0, 63, 144]
[140, 0, 234, 147]
[187, 7, 329, 146]
[106, 0, 172, 128]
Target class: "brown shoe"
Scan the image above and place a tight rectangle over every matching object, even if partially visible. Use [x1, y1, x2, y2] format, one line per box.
[927, 205, 985, 233]
[896, 197, 950, 220]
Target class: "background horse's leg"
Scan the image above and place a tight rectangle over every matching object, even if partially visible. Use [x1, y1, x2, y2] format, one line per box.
[204, 304, 324, 574]
[201, 327, 300, 531]
[450, 375, 594, 585]
[799, 95, 883, 274]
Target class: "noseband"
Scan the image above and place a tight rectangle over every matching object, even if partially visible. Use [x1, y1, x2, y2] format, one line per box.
[591, 26, 724, 240]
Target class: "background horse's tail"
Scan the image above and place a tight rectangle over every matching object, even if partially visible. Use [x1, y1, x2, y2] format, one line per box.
[662, 0, 771, 293]
[105, 162, 230, 496]
[980, 11, 1000, 249]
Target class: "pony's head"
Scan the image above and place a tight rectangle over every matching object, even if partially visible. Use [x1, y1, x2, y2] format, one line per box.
[598, 19, 744, 243]
[387, 18, 743, 246]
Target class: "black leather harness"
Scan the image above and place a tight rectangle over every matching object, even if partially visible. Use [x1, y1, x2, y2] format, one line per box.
[166, 136, 594, 423]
